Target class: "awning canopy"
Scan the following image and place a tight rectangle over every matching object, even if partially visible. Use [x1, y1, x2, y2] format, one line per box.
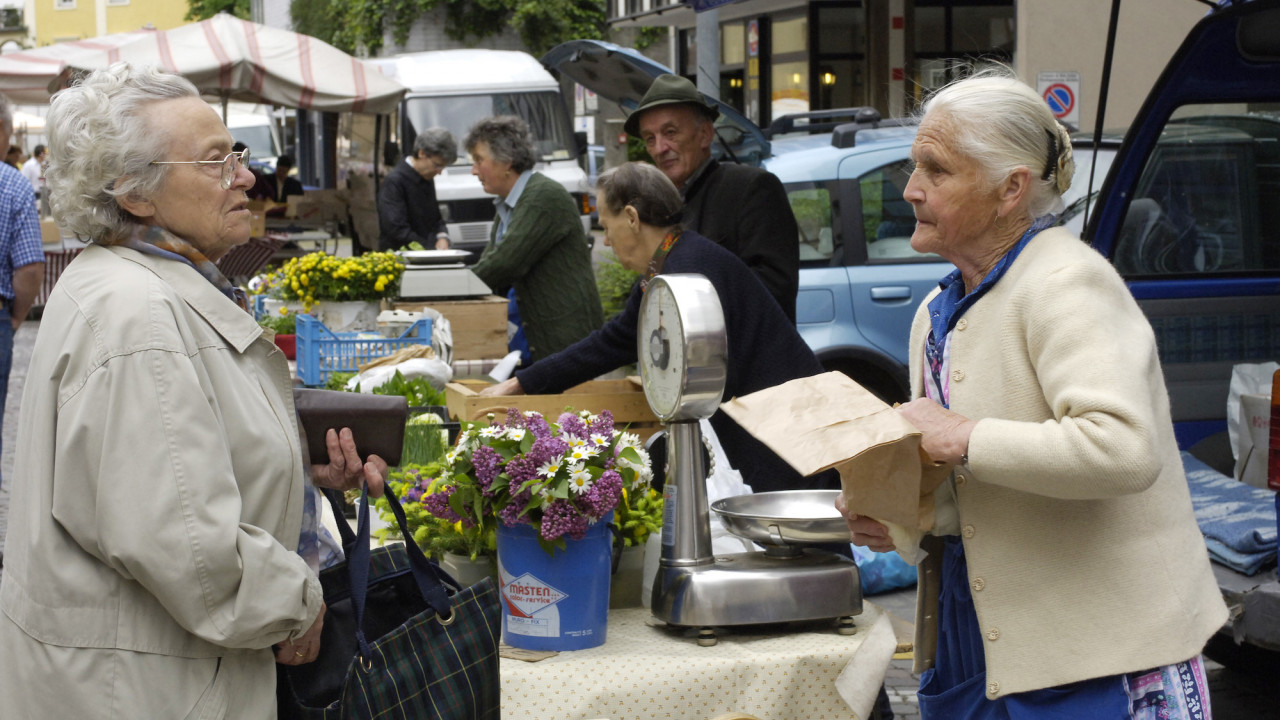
[0, 14, 405, 113]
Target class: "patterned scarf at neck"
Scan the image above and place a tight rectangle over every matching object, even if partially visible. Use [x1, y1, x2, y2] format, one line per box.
[641, 229, 682, 292]
[111, 224, 250, 313]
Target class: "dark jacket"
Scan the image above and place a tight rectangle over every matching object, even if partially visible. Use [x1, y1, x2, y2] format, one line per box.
[471, 172, 603, 361]
[263, 174, 304, 203]
[682, 160, 799, 323]
[377, 159, 446, 251]
[517, 230, 835, 495]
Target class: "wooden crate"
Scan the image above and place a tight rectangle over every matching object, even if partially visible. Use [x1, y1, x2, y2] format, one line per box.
[445, 377, 661, 436]
[392, 295, 508, 360]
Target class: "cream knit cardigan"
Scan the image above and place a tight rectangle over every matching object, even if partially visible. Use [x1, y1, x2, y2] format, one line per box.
[907, 227, 1227, 699]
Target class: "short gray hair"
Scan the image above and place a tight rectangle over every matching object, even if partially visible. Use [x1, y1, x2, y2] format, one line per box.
[464, 116, 536, 174]
[597, 162, 683, 227]
[46, 63, 199, 242]
[413, 127, 457, 164]
[920, 66, 1075, 219]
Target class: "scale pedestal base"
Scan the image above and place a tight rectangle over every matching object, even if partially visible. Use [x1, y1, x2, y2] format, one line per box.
[651, 549, 862, 639]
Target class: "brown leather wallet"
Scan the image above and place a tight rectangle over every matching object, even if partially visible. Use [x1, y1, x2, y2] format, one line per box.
[293, 388, 407, 466]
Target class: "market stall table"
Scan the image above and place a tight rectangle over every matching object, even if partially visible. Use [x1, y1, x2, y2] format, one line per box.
[499, 604, 897, 720]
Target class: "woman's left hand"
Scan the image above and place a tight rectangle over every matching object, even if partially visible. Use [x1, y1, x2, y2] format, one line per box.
[310, 427, 387, 498]
[896, 398, 977, 466]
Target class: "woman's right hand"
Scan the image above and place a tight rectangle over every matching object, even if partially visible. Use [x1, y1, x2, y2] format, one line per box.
[275, 602, 325, 665]
[479, 377, 523, 397]
[835, 494, 896, 552]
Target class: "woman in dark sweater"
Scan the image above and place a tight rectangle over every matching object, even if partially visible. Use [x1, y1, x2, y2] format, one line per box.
[466, 116, 602, 361]
[484, 161, 836, 495]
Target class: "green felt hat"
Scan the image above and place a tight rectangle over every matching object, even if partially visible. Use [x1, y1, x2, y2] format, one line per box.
[624, 74, 720, 137]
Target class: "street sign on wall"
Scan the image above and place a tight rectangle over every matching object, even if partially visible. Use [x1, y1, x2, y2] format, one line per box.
[1037, 71, 1081, 129]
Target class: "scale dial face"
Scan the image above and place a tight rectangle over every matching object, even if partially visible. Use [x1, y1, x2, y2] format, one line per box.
[637, 275, 727, 422]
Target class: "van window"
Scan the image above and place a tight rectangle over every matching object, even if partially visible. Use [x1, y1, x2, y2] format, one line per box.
[1115, 104, 1280, 276]
[404, 92, 576, 164]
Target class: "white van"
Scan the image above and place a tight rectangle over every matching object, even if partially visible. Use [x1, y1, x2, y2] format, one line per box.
[224, 102, 284, 170]
[366, 49, 590, 258]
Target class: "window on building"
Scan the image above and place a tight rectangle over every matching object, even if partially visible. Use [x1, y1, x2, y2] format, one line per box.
[771, 14, 808, 119]
[54, 0, 76, 9]
[0, 7, 21, 29]
[107, 0, 129, 5]
[812, 2, 866, 111]
[912, 1, 1014, 100]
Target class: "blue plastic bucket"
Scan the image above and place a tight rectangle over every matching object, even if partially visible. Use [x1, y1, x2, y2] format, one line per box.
[495, 516, 612, 651]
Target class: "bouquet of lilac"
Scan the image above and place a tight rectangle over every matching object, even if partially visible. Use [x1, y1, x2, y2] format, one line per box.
[421, 408, 652, 554]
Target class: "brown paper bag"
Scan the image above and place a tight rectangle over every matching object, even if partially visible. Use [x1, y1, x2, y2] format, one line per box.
[720, 372, 949, 531]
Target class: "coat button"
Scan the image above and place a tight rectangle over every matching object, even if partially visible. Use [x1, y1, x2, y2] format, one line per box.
[988, 681, 1000, 696]
[955, 473, 967, 487]
[962, 524, 975, 538]
[971, 577, 985, 592]
[951, 369, 965, 382]
[956, 318, 968, 331]
[986, 627, 1000, 641]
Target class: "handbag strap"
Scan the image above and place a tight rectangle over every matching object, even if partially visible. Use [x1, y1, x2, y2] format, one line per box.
[322, 487, 455, 658]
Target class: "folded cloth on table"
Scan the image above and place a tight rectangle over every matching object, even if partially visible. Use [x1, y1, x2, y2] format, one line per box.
[1182, 451, 1277, 575]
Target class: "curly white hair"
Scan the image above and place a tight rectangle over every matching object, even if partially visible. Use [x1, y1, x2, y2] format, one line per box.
[45, 63, 199, 242]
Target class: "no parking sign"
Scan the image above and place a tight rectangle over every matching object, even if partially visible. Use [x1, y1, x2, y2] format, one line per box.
[1037, 71, 1080, 129]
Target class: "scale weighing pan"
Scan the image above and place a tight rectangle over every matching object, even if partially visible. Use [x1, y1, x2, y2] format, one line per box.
[399, 249, 472, 264]
[711, 489, 853, 546]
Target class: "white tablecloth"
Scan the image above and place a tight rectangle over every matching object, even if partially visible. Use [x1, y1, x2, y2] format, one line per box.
[500, 603, 897, 720]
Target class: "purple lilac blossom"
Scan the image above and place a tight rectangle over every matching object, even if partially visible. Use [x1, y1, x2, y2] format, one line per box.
[526, 412, 552, 441]
[422, 485, 463, 523]
[540, 500, 591, 541]
[471, 445, 502, 493]
[528, 437, 570, 467]
[582, 469, 623, 517]
[588, 410, 615, 438]
[505, 409, 525, 429]
[557, 412, 589, 440]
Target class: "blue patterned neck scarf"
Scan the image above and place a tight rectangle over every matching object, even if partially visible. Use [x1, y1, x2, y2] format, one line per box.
[923, 215, 1056, 407]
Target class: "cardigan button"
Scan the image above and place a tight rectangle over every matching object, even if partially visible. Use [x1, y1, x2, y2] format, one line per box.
[956, 318, 968, 331]
[971, 577, 985, 592]
[986, 627, 1000, 641]
[962, 524, 975, 538]
[951, 369, 965, 382]
[955, 473, 967, 487]
[988, 681, 1000, 696]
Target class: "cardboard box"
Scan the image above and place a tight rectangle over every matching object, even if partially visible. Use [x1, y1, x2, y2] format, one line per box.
[40, 218, 61, 245]
[286, 189, 348, 223]
[392, 295, 508, 360]
[445, 378, 660, 433]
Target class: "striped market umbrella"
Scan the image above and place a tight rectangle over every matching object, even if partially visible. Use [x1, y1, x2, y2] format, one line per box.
[0, 14, 405, 114]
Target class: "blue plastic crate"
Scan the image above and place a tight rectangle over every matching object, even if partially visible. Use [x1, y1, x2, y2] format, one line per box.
[295, 313, 434, 386]
[251, 294, 268, 321]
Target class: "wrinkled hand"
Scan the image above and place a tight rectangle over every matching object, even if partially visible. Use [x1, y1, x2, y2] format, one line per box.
[434, 236, 451, 250]
[478, 377, 523, 397]
[895, 397, 977, 467]
[310, 427, 386, 498]
[275, 602, 325, 665]
[835, 493, 896, 552]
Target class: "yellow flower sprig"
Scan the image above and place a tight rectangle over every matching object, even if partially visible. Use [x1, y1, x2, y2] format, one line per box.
[257, 251, 405, 312]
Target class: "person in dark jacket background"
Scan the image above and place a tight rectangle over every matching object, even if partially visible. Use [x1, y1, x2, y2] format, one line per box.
[264, 153, 304, 204]
[627, 74, 800, 323]
[378, 128, 456, 251]
[481, 161, 834, 496]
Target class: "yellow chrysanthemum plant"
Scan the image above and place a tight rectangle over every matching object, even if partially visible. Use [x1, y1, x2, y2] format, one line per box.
[250, 251, 405, 313]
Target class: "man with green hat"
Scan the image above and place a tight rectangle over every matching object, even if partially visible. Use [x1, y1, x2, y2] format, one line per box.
[627, 73, 799, 323]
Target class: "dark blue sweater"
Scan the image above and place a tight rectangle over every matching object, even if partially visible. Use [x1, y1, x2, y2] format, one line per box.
[517, 231, 837, 494]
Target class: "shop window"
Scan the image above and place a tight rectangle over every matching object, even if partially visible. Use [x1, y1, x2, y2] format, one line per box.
[722, 23, 745, 65]
[772, 62, 809, 118]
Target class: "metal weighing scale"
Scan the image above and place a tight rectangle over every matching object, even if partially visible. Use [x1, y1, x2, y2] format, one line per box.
[638, 274, 862, 645]
[397, 249, 492, 299]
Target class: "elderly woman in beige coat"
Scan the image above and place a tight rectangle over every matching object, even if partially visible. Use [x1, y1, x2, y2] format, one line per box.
[837, 68, 1226, 718]
[0, 64, 387, 718]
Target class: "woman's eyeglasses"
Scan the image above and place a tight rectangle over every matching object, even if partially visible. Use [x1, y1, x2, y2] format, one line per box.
[151, 148, 251, 190]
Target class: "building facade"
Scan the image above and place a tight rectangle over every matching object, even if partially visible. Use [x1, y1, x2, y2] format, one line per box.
[610, 0, 1207, 133]
[27, 0, 187, 46]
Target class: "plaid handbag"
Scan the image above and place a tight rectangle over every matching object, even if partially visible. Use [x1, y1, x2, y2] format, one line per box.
[277, 488, 501, 720]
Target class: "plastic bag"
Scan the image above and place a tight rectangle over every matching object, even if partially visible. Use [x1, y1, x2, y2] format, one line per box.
[346, 357, 453, 394]
[1228, 362, 1278, 488]
[850, 543, 918, 596]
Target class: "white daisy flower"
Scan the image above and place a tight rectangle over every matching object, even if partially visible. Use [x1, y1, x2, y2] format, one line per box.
[506, 428, 526, 442]
[617, 432, 642, 450]
[589, 433, 610, 448]
[569, 468, 594, 494]
[538, 459, 562, 478]
[479, 426, 503, 439]
[568, 445, 599, 462]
